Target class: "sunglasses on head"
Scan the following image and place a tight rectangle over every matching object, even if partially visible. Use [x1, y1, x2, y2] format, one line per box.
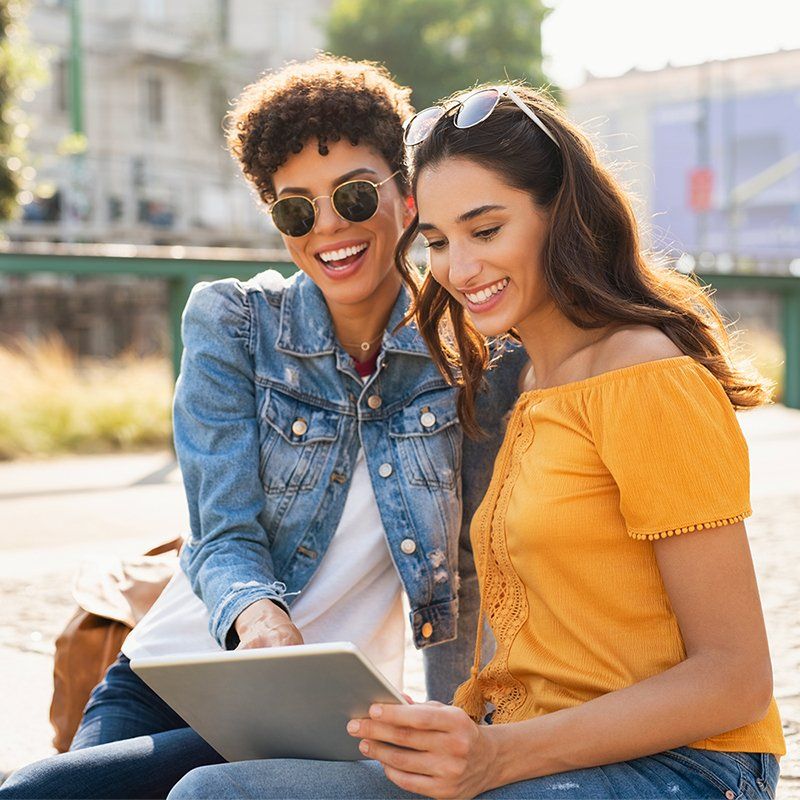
[403, 86, 560, 149]
[269, 170, 401, 238]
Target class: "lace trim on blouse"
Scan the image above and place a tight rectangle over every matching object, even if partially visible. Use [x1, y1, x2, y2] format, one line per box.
[453, 401, 534, 723]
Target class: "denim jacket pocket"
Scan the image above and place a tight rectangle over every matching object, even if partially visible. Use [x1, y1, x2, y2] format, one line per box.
[389, 397, 462, 490]
[259, 389, 341, 495]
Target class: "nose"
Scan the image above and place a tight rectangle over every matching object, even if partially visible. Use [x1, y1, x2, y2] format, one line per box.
[313, 196, 348, 236]
[447, 242, 483, 289]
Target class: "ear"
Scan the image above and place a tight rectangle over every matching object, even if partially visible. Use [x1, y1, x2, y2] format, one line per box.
[402, 195, 416, 227]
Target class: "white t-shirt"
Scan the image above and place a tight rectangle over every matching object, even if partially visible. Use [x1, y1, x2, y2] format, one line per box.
[123, 447, 405, 686]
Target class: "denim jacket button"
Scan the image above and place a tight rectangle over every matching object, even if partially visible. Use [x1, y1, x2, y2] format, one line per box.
[367, 394, 382, 409]
[378, 462, 393, 478]
[420, 411, 436, 428]
[421, 622, 433, 639]
[400, 538, 417, 555]
[291, 418, 308, 436]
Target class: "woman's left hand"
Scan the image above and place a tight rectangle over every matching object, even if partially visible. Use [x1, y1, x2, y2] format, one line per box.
[346, 701, 497, 800]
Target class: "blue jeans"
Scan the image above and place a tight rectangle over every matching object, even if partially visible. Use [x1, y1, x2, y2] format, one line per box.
[0, 654, 224, 799]
[168, 748, 779, 800]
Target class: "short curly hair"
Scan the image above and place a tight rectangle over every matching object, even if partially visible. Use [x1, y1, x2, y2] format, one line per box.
[225, 54, 414, 205]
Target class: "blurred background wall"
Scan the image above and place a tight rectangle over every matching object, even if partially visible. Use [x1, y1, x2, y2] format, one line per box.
[5, 0, 334, 248]
[0, 0, 797, 443]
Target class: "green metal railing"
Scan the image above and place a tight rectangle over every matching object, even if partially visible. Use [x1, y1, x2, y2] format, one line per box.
[0, 248, 798, 408]
[0, 246, 296, 378]
[692, 272, 800, 410]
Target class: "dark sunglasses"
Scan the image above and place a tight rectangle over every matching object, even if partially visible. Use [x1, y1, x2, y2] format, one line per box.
[269, 171, 400, 238]
[403, 86, 560, 149]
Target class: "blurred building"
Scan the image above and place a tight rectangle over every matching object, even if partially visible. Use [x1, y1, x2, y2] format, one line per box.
[566, 48, 800, 270]
[6, 0, 333, 247]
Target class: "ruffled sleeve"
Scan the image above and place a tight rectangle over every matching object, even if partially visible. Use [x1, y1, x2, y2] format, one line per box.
[590, 357, 751, 541]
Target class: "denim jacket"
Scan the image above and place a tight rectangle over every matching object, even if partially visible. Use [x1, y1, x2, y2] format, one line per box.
[174, 270, 525, 701]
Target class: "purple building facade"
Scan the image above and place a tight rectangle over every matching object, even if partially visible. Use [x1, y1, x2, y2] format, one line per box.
[652, 87, 800, 260]
[567, 49, 800, 267]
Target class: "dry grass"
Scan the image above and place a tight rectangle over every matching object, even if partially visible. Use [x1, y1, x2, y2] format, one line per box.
[0, 337, 173, 460]
[732, 326, 786, 404]
[0, 328, 787, 460]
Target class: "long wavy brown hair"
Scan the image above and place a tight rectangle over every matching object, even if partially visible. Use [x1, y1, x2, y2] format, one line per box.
[395, 84, 772, 438]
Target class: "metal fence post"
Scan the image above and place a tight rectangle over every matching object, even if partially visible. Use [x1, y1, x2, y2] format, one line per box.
[168, 275, 198, 382]
[783, 288, 800, 411]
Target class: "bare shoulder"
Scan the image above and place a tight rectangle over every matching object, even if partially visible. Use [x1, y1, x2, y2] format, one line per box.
[589, 325, 684, 377]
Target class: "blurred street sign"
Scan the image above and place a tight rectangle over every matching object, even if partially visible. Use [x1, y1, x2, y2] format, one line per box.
[688, 167, 714, 212]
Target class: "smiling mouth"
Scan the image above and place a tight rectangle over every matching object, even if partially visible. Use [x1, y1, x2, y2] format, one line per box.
[463, 277, 509, 305]
[316, 242, 369, 270]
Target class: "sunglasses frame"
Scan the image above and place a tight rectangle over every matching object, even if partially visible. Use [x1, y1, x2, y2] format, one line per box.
[404, 86, 560, 149]
[269, 170, 401, 238]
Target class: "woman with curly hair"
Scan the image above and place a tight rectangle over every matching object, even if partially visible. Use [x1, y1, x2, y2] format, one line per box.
[168, 84, 784, 800]
[0, 59, 524, 800]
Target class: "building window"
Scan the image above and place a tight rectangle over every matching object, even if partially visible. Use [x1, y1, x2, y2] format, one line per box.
[144, 75, 164, 128]
[22, 190, 62, 223]
[108, 196, 124, 222]
[138, 198, 175, 228]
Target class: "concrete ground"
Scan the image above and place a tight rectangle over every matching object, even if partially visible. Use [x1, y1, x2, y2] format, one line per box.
[0, 405, 798, 798]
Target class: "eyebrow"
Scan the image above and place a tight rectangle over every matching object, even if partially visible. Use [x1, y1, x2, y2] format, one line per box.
[277, 167, 380, 197]
[418, 204, 507, 232]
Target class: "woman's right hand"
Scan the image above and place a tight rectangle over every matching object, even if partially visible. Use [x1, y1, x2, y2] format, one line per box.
[234, 598, 304, 649]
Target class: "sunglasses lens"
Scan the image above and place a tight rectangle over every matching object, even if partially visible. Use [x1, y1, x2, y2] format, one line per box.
[404, 106, 446, 146]
[271, 197, 315, 237]
[455, 88, 500, 128]
[332, 180, 380, 222]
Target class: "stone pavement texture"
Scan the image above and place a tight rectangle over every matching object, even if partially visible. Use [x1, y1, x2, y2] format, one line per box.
[0, 405, 798, 798]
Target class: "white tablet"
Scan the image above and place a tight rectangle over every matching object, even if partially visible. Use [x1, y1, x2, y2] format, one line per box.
[129, 641, 408, 762]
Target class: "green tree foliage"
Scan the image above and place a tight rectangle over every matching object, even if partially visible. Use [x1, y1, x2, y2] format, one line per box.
[325, 0, 552, 110]
[0, 0, 44, 221]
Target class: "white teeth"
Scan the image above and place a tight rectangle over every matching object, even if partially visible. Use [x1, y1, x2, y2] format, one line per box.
[465, 278, 509, 305]
[319, 242, 368, 263]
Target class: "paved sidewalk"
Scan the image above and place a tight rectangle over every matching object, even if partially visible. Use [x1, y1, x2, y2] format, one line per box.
[0, 406, 798, 797]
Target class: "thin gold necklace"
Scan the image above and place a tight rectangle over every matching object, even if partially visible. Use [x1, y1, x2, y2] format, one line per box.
[338, 333, 383, 352]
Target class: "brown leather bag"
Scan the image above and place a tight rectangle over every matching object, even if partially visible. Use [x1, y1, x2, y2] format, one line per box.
[49, 537, 183, 752]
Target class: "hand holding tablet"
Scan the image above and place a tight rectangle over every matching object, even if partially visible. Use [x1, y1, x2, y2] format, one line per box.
[130, 642, 408, 762]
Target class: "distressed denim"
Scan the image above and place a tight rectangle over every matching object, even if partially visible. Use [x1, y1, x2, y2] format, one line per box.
[168, 748, 780, 800]
[174, 270, 526, 701]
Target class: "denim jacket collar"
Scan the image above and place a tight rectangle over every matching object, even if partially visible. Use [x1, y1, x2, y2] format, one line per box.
[275, 272, 430, 358]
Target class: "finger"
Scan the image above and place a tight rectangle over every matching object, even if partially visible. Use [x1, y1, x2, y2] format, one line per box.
[400, 692, 415, 705]
[369, 701, 456, 731]
[359, 739, 438, 777]
[347, 719, 442, 752]
[382, 764, 441, 798]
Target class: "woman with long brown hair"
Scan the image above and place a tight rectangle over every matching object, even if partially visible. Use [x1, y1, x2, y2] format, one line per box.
[168, 84, 785, 799]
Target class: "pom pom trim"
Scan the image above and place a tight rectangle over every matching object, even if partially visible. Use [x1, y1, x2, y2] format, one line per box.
[629, 510, 751, 541]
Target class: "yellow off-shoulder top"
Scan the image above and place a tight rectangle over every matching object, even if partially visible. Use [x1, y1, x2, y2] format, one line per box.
[454, 356, 785, 756]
